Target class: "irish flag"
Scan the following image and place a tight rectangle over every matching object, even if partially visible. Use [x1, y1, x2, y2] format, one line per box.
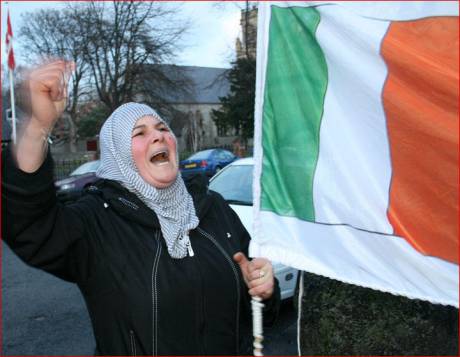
[251, 1, 458, 307]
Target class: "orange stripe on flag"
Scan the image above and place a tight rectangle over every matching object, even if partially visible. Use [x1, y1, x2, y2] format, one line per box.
[382, 17, 459, 264]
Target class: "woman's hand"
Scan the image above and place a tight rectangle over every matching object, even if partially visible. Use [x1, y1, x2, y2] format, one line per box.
[233, 252, 275, 300]
[14, 60, 74, 173]
[21, 60, 74, 128]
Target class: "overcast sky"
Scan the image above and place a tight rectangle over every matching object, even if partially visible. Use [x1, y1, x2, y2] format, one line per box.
[1, 1, 243, 71]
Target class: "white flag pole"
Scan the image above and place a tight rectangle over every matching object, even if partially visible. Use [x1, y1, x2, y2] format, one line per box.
[6, 3, 17, 144]
[9, 68, 17, 144]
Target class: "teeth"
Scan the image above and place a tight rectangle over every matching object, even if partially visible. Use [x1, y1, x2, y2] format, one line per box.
[151, 150, 169, 164]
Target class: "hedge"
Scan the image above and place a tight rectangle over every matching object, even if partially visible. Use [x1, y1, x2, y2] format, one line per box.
[299, 272, 458, 355]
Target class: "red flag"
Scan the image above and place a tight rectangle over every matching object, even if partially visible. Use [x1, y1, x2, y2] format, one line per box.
[6, 10, 15, 70]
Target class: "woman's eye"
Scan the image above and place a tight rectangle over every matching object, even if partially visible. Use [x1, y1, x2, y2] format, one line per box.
[132, 131, 144, 137]
[159, 127, 169, 132]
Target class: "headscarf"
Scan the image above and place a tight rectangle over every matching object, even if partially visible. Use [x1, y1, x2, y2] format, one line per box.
[96, 102, 199, 259]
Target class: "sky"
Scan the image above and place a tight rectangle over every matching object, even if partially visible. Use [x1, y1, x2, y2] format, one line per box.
[1, 1, 243, 72]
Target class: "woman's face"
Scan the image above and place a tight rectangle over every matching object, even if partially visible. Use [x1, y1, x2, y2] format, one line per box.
[131, 115, 178, 188]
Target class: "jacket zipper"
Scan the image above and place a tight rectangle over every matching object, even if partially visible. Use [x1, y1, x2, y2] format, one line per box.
[129, 330, 137, 356]
[197, 227, 241, 355]
[151, 231, 162, 356]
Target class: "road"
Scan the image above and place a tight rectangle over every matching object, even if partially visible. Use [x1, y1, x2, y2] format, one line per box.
[2, 242, 298, 355]
[264, 300, 298, 356]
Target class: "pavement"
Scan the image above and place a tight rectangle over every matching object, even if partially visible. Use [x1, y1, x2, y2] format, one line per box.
[2, 242, 95, 355]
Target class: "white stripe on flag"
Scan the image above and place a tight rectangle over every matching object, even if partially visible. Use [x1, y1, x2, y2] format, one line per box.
[312, 6, 393, 233]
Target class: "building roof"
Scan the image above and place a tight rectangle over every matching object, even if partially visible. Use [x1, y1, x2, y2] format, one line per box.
[143, 64, 230, 104]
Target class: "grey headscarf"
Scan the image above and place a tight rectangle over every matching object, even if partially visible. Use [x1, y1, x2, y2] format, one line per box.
[96, 102, 199, 259]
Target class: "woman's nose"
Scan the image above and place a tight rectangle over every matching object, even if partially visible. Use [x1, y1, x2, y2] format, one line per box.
[150, 129, 164, 143]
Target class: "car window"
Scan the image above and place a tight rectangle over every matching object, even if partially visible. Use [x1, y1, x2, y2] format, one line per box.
[216, 150, 233, 161]
[71, 160, 101, 176]
[188, 150, 213, 160]
[209, 164, 253, 205]
[223, 151, 235, 160]
[215, 151, 227, 160]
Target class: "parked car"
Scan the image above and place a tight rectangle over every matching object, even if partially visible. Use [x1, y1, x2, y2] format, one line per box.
[55, 160, 101, 202]
[180, 149, 237, 178]
[209, 157, 299, 301]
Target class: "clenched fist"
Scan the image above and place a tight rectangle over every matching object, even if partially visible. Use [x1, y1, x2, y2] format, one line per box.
[20, 60, 75, 129]
[14, 60, 75, 173]
[233, 252, 275, 300]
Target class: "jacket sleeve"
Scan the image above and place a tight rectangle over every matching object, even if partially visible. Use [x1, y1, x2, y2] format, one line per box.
[225, 197, 281, 327]
[2, 147, 89, 283]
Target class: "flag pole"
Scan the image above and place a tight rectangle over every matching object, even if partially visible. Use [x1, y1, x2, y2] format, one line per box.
[8, 67, 16, 144]
[5, 3, 17, 144]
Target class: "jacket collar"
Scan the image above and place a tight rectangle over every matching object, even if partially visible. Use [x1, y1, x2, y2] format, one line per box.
[90, 174, 212, 229]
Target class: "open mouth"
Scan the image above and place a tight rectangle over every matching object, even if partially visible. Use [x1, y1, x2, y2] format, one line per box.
[150, 150, 170, 165]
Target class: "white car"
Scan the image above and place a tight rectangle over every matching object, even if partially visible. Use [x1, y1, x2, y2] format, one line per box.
[209, 157, 299, 301]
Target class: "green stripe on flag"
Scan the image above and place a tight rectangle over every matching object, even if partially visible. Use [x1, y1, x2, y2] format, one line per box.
[261, 6, 328, 221]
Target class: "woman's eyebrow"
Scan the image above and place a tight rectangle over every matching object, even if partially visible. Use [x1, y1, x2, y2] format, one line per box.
[132, 124, 146, 132]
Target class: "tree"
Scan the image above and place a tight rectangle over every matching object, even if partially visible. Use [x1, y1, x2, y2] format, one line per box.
[211, 57, 256, 143]
[18, 1, 190, 148]
[183, 110, 204, 153]
[211, 1, 257, 145]
[19, 9, 91, 152]
[77, 104, 110, 139]
[67, 1, 189, 112]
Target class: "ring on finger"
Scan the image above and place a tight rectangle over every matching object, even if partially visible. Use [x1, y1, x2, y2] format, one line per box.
[259, 270, 265, 278]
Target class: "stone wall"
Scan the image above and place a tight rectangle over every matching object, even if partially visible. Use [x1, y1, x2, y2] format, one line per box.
[172, 103, 238, 152]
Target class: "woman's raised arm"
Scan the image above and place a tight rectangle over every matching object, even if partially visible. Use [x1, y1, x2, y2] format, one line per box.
[14, 60, 74, 173]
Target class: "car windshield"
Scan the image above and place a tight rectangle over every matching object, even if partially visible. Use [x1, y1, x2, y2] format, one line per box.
[209, 164, 253, 205]
[188, 150, 213, 160]
[71, 160, 101, 176]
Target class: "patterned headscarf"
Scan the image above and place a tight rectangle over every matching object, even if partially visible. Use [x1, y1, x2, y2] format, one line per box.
[96, 102, 199, 259]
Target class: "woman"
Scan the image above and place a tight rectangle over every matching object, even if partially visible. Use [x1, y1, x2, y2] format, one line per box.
[2, 61, 280, 355]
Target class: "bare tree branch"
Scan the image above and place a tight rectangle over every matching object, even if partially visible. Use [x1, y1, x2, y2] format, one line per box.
[66, 1, 190, 112]
[19, 9, 90, 152]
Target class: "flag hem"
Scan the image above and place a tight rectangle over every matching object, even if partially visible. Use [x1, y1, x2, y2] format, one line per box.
[252, 239, 458, 307]
[250, 211, 459, 308]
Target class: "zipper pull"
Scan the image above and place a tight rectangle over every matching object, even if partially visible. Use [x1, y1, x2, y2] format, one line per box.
[187, 240, 195, 257]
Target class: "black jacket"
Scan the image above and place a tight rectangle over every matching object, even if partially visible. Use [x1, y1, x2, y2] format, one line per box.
[2, 148, 280, 356]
